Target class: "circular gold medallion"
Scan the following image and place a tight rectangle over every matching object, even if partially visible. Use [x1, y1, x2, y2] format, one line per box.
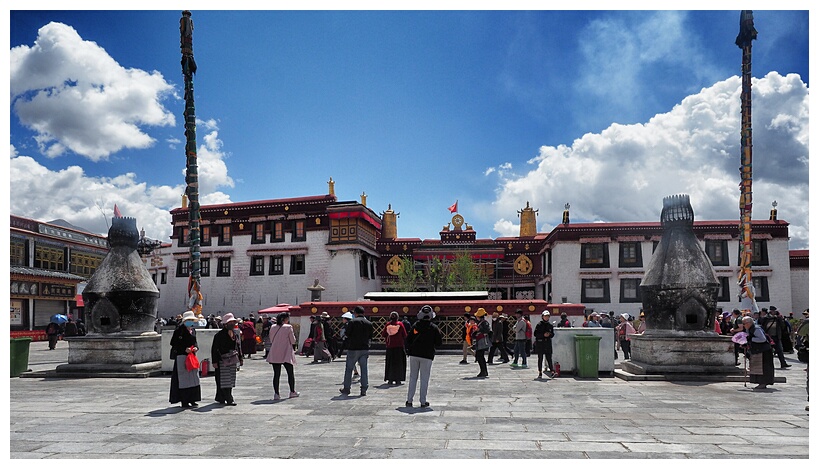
[372, 307, 379, 313]
[514, 254, 533, 275]
[452, 214, 465, 228]
[386, 255, 402, 275]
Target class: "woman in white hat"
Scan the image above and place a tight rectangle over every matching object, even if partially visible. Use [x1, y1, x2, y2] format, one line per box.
[211, 313, 243, 405]
[169, 310, 201, 408]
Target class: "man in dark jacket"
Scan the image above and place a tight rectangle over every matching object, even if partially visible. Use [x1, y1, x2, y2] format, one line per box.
[488, 312, 509, 364]
[405, 305, 443, 408]
[340, 306, 373, 396]
[761, 307, 791, 368]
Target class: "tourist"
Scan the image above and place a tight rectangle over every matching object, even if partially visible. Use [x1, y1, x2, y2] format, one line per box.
[760, 308, 790, 368]
[405, 305, 443, 408]
[169, 310, 201, 408]
[383, 311, 407, 385]
[473, 308, 492, 378]
[462, 315, 477, 364]
[261, 315, 273, 359]
[487, 312, 509, 364]
[524, 314, 533, 357]
[778, 310, 794, 354]
[585, 312, 601, 327]
[719, 312, 733, 336]
[63, 318, 79, 337]
[45, 321, 61, 350]
[338, 312, 360, 377]
[266, 312, 299, 400]
[239, 316, 257, 359]
[312, 312, 333, 363]
[742, 315, 775, 390]
[616, 313, 636, 360]
[557, 312, 571, 328]
[534, 310, 555, 379]
[211, 313, 242, 405]
[322, 312, 338, 360]
[511, 313, 528, 368]
[339, 306, 373, 396]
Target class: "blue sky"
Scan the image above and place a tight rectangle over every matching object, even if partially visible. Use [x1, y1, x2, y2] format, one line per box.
[6, 6, 812, 249]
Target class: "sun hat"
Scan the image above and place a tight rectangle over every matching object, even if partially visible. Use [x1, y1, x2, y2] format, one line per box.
[221, 313, 238, 324]
[181, 311, 197, 322]
[341, 312, 353, 320]
[475, 308, 487, 318]
[418, 305, 435, 320]
[320, 311, 330, 319]
[541, 310, 551, 317]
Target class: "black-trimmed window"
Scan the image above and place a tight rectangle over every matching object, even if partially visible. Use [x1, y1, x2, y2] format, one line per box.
[11, 239, 27, 266]
[752, 276, 770, 302]
[271, 221, 284, 243]
[201, 259, 210, 277]
[717, 277, 731, 302]
[705, 240, 729, 266]
[217, 258, 231, 277]
[250, 256, 265, 275]
[290, 254, 305, 274]
[178, 227, 190, 247]
[252, 223, 266, 244]
[292, 220, 306, 242]
[151, 273, 157, 284]
[160, 272, 167, 284]
[360, 252, 370, 279]
[581, 279, 610, 303]
[270, 255, 284, 275]
[580, 243, 609, 268]
[752, 240, 769, 266]
[619, 242, 642, 267]
[620, 278, 642, 303]
[219, 225, 232, 246]
[176, 259, 189, 277]
[201, 226, 211, 246]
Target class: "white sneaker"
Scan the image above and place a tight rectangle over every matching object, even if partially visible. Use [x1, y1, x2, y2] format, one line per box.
[273, 393, 281, 400]
[289, 391, 300, 398]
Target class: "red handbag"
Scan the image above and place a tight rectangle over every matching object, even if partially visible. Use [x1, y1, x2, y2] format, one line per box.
[185, 352, 200, 371]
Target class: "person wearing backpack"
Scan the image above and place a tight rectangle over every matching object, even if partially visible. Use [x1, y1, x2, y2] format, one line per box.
[382, 311, 408, 385]
[405, 305, 442, 408]
[45, 321, 61, 350]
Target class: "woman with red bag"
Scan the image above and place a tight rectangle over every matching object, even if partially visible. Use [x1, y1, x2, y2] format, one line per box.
[383, 311, 408, 385]
[169, 310, 201, 409]
[211, 313, 243, 406]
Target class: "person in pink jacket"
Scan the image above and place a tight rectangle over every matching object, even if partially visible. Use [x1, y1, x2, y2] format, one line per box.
[266, 312, 299, 400]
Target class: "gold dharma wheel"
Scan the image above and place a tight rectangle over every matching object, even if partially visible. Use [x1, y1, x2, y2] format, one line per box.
[514, 254, 533, 275]
[386, 255, 403, 275]
[452, 214, 465, 229]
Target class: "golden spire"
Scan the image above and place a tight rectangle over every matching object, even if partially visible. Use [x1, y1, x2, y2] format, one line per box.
[517, 201, 538, 237]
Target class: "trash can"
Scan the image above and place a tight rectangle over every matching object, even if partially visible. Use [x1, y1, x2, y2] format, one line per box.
[574, 335, 601, 378]
[10, 337, 32, 377]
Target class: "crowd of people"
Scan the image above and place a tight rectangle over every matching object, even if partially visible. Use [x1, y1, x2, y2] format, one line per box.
[165, 304, 809, 410]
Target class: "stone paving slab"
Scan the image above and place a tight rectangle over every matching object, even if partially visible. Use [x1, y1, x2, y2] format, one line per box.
[8, 340, 810, 459]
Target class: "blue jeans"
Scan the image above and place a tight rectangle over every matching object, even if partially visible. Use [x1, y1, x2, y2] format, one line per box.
[513, 340, 527, 365]
[343, 349, 369, 391]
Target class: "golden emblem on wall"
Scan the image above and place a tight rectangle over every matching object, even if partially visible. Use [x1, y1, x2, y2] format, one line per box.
[514, 254, 533, 275]
[452, 214, 465, 229]
[386, 255, 403, 275]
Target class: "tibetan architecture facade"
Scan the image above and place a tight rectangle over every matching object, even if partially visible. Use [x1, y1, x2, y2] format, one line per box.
[147, 183, 382, 319]
[789, 249, 809, 314]
[10, 215, 108, 332]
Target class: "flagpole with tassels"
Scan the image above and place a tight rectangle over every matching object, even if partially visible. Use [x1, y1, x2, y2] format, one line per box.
[180, 10, 203, 316]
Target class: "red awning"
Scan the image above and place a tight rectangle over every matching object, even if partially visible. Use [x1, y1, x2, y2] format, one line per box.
[258, 303, 292, 314]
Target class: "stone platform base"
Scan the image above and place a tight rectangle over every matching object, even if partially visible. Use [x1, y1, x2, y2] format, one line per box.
[33, 361, 163, 378]
[615, 368, 787, 383]
[39, 333, 163, 378]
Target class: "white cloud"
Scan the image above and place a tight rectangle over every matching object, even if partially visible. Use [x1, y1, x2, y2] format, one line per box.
[184, 130, 235, 198]
[489, 72, 810, 249]
[10, 22, 175, 161]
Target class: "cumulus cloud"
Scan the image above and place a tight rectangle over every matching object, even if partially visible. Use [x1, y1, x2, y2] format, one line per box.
[487, 72, 809, 249]
[10, 135, 235, 241]
[10, 22, 175, 161]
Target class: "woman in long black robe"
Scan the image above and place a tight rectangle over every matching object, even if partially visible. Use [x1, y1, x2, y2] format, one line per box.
[743, 316, 775, 390]
[169, 315, 201, 408]
[212, 314, 243, 405]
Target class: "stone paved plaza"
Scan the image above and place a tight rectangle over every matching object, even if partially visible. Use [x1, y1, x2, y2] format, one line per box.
[9, 339, 811, 459]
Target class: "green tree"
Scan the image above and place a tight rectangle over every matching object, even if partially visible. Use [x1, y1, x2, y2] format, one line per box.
[449, 250, 489, 291]
[392, 256, 421, 292]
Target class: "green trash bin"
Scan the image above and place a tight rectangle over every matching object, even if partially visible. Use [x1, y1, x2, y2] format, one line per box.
[574, 335, 601, 378]
[10, 337, 32, 377]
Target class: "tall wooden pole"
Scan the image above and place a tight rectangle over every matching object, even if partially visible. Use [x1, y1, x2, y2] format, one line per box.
[180, 10, 203, 315]
[735, 10, 758, 312]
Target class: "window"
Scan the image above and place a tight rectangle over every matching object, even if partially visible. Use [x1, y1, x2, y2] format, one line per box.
[705, 240, 728, 266]
[201, 259, 210, 277]
[11, 239, 26, 266]
[751, 240, 769, 266]
[581, 279, 610, 303]
[160, 272, 167, 284]
[717, 277, 731, 302]
[270, 255, 284, 275]
[250, 256, 265, 275]
[580, 243, 609, 268]
[217, 258, 231, 277]
[271, 221, 284, 242]
[201, 226, 211, 246]
[176, 259, 189, 277]
[290, 254, 305, 274]
[69, 252, 103, 277]
[620, 278, 642, 303]
[178, 227, 190, 247]
[752, 276, 769, 302]
[34, 245, 65, 271]
[292, 220, 306, 242]
[252, 223, 265, 244]
[360, 252, 370, 278]
[151, 273, 157, 284]
[219, 225, 232, 246]
[619, 242, 642, 267]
